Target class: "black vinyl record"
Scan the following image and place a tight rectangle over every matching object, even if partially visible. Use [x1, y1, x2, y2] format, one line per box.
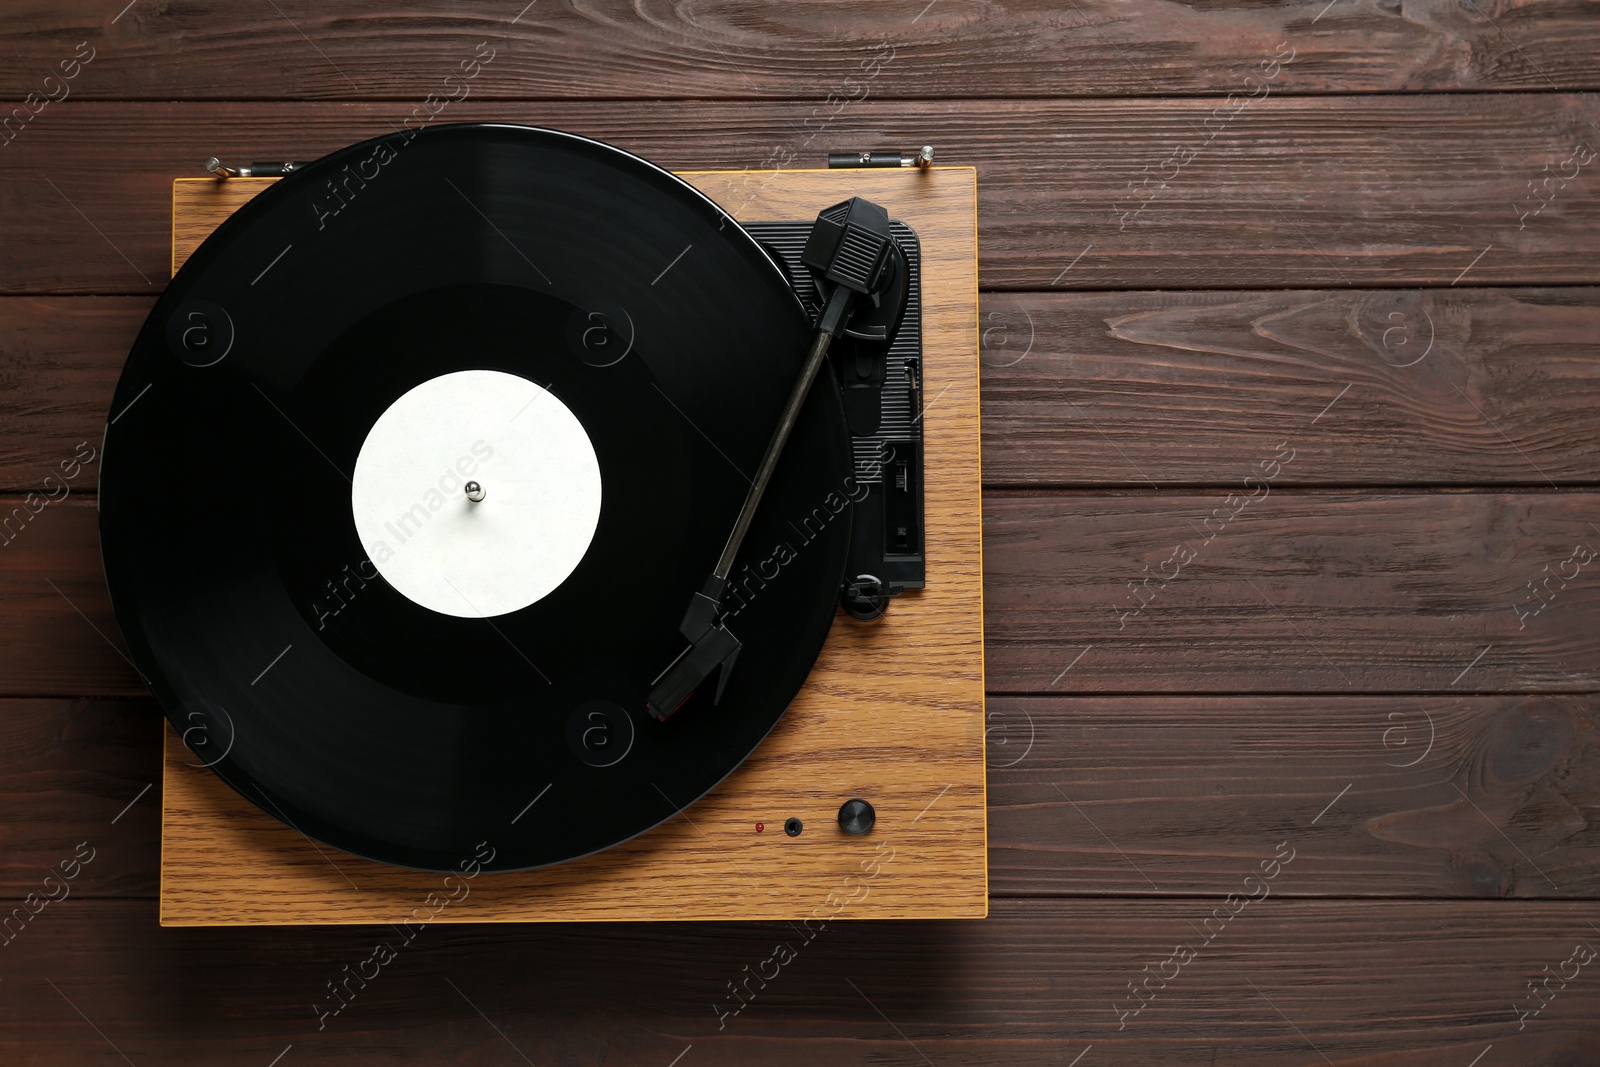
[99, 124, 854, 871]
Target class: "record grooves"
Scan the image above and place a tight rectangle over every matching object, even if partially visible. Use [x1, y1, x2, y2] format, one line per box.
[101, 125, 856, 871]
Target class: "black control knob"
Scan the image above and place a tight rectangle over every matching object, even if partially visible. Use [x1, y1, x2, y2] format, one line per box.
[838, 798, 875, 835]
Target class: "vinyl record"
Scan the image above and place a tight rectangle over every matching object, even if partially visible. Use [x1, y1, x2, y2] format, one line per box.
[100, 124, 855, 871]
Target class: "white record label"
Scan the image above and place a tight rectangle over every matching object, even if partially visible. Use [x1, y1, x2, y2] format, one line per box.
[351, 369, 602, 618]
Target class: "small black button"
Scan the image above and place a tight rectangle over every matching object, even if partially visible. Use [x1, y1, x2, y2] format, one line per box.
[838, 798, 875, 835]
[784, 817, 803, 837]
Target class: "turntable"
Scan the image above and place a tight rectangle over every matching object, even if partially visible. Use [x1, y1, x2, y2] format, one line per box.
[103, 124, 984, 924]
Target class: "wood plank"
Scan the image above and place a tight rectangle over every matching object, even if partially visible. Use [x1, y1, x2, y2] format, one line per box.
[0, 296, 132, 488]
[0, 898, 1596, 1064]
[7, 492, 1598, 697]
[983, 489, 1600, 693]
[979, 288, 1600, 487]
[0, 699, 160, 898]
[987, 694, 1600, 899]
[3, 96, 1598, 293]
[8, 694, 1599, 902]
[0, 500, 142, 697]
[5, 0, 1598, 102]
[8, 287, 1599, 492]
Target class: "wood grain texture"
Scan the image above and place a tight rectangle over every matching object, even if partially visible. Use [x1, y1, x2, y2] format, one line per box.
[9, 694, 1600, 902]
[1, 0, 1597, 1055]
[9, 490, 1597, 697]
[155, 166, 986, 925]
[5, 95, 1600, 293]
[979, 288, 1600, 488]
[0, 499, 137, 697]
[987, 694, 1600, 899]
[169, 178, 273, 272]
[984, 489, 1600, 693]
[1, 899, 1597, 1064]
[0, 698, 160, 898]
[7, 0, 1600, 102]
[0, 295, 126, 489]
[8, 287, 1600, 492]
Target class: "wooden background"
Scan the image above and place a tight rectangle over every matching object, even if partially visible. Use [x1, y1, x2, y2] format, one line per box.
[2, 1, 1598, 1063]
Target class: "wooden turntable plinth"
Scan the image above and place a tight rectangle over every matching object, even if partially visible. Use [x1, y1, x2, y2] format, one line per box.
[160, 166, 985, 925]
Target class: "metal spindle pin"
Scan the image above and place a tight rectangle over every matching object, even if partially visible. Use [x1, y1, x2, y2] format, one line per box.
[464, 481, 485, 502]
